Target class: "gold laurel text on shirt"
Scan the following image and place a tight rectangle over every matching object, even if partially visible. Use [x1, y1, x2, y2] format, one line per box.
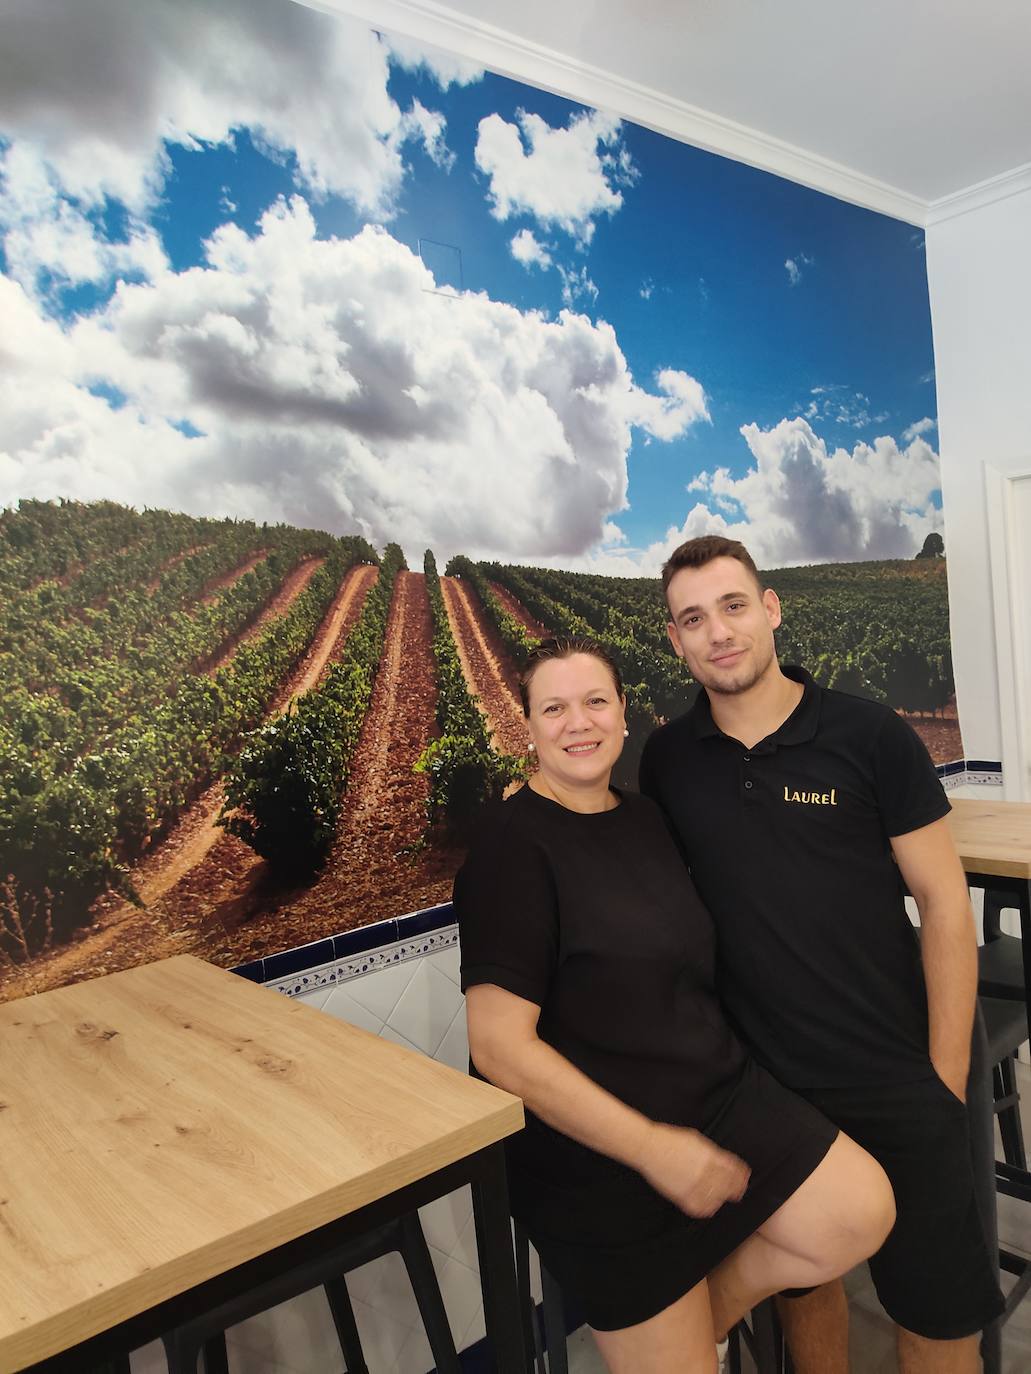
[782, 788, 838, 805]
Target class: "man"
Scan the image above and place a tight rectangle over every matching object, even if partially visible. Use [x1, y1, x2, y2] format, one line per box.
[639, 534, 1002, 1374]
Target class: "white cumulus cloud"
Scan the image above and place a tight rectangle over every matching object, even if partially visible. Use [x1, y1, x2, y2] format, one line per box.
[652, 416, 942, 569]
[902, 416, 936, 443]
[509, 228, 553, 270]
[1, 199, 710, 564]
[474, 108, 636, 245]
[0, 143, 168, 300]
[0, 0, 457, 219]
[384, 32, 485, 89]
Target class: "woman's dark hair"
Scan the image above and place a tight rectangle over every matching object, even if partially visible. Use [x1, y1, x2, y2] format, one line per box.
[518, 636, 624, 717]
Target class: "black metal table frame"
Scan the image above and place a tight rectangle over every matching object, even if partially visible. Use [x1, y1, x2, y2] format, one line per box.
[19, 1142, 528, 1374]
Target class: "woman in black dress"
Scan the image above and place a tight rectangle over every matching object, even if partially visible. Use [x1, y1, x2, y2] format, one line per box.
[454, 637, 895, 1373]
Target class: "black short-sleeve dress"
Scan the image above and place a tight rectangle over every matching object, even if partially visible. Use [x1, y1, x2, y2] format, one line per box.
[454, 784, 838, 1331]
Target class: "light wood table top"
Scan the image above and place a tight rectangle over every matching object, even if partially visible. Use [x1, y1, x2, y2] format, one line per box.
[0, 955, 523, 1373]
[948, 797, 1031, 880]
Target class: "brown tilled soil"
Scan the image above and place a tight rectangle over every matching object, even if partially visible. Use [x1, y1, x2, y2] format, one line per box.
[489, 581, 548, 637]
[197, 569, 462, 967]
[441, 576, 528, 757]
[901, 700, 964, 766]
[0, 562, 378, 1000]
[199, 549, 269, 604]
[196, 557, 325, 677]
[144, 543, 211, 593]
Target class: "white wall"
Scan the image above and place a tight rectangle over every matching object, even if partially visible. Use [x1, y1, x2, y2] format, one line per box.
[926, 180, 1031, 781]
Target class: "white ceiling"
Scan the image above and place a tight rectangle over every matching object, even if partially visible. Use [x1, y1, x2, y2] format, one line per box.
[323, 0, 1031, 224]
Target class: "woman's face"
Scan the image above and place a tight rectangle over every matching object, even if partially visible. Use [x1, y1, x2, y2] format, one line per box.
[526, 653, 626, 793]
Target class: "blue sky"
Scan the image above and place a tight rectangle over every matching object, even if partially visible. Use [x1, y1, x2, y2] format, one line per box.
[0, 0, 941, 571]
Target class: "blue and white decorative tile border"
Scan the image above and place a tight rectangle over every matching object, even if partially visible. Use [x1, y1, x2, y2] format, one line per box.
[937, 758, 1003, 791]
[232, 901, 459, 997]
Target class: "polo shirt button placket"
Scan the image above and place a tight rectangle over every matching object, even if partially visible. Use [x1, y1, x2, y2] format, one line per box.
[742, 752, 755, 795]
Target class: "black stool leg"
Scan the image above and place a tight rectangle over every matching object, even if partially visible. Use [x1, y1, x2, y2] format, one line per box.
[512, 1223, 546, 1374]
[726, 1324, 742, 1374]
[162, 1331, 205, 1374]
[471, 1144, 528, 1374]
[201, 1336, 228, 1374]
[398, 1211, 461, 1374]
[323, 1277, 370, 1374]
[750, 1298, 782, 1374]
[540, 1264, 567, 1374]
[970, 1009, 1004, 1374]
[996, 1054, 1028, 1169]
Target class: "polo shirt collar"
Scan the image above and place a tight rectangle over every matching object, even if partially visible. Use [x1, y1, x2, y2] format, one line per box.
[688, 665, 821, 750]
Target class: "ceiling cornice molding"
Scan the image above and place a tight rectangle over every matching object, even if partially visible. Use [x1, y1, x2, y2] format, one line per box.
[926, 161, 1031, 228]
[303, 0, 929, 226]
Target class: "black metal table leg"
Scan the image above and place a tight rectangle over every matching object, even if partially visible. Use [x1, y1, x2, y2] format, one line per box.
[471, 1143, 530, 1373]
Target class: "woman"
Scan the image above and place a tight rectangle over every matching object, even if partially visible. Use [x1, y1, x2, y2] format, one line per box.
[454, 637, 895, 1374]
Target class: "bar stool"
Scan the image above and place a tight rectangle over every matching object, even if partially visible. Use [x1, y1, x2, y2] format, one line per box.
[973, 997, 1031, 1374]
[512, 1223, 785, 1374]
[160, 1211, 459, 1374]
[978, 889, 1026, 999]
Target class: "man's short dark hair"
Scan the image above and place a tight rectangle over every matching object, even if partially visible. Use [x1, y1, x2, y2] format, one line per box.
[661, 535, 763, 600]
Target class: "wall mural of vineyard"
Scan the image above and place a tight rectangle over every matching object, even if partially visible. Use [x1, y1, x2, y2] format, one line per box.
[2, 0, 957, 998]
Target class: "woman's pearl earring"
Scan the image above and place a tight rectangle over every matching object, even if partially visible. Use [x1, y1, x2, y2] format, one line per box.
[623, 728, 629, 738]
[527, 742, 536, 752]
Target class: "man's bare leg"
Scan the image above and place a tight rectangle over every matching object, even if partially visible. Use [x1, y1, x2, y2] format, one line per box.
[775, 1282, 849, 1374]
[897, 1327, 979, 1374]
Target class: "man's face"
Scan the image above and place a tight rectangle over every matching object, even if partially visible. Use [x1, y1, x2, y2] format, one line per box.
[665, 556, 782, 696]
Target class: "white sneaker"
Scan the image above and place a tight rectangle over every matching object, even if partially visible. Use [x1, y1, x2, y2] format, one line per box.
[716, 1336, 729, 1372]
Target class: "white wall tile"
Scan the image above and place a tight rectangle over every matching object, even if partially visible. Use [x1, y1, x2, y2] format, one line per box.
[349, 1295, 414, 1371]
[433, 1005, 470, 1074]
[425, 944, 462, 986]
[431, 1256, 483, 1351]
[394, 1321, 435, 1374]
[344, 959, 419, 1022]
[356, 1248, 423, 1332]
[459, 1300, 485, 1352]
[345, 1252, 400, 1307]
[450, 1205, 480, 1272]
[228, 1286, 341, 1373]
[385, 961, 464, 1058]
[319, 985, 386, 1035]
[293, 986, 334, 1012]
[418, 1185, 473, 1256]
[378, 1023, 423, 1055]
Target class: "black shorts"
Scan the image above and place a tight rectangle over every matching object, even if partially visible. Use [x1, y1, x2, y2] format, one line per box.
[783, 1072, 1004, 1340]
[508, 1058, 838, 1331]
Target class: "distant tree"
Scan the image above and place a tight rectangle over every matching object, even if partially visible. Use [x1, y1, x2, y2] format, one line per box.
[915, 532, 944, 559]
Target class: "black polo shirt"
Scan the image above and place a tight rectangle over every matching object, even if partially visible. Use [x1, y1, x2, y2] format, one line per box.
[639, 666, 952, 1090]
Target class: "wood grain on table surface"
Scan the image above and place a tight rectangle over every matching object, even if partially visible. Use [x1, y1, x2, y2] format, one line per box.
[0, 954, 522, 1372]
[948, 797, 1031, 879]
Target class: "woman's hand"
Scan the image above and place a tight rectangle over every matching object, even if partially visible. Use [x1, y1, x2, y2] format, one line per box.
[637, 1121, 750, 1218]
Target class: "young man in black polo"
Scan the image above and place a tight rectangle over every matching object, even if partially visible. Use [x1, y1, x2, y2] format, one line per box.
[639, 534, 1002, 1374]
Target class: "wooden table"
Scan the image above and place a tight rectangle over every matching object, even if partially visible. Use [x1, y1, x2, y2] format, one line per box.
[0, 956, 527, 1374]
[949, 797, 1031, 885]
[950, 797, 1031, 1007]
